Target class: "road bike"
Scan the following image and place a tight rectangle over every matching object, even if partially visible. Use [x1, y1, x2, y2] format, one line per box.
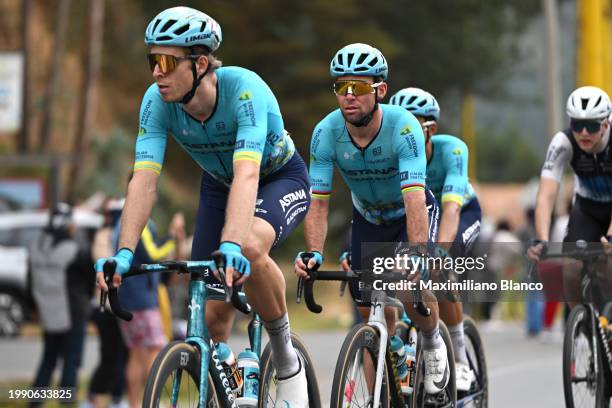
[102, 257, 322, 407]
[297, 266, 456, 408]
[534, 243, 612, 408]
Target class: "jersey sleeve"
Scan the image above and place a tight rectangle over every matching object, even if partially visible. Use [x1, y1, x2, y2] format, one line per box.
[441, 139, 469, 206]
[395, 113, 427, 194]
[133, 85, 170, 175]
[232, 78, 270, 166]
[541, 132, 572, 182]
[309, 125, 335, 200]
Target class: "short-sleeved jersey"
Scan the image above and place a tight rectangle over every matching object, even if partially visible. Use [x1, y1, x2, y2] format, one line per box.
[309, 104, 427, 225]
[133, 66, 295, 186]
[541, 127, 612, 202]
[426, 134, 475, 207]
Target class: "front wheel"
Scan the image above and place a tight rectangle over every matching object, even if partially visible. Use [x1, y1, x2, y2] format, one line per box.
[259, 332, 321, 407]
[563, 305, 607, 408]
[142, 341, 220, 408]
[462, 316, 488, 407]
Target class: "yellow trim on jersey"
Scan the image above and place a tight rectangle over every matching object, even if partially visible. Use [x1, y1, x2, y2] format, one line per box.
[441, 193, 464, 206]
[141, 225, 176, 261]
[134, 161, 162, 174]
[233, 151, 262, 164]
[312, 192, 331, 200]
[401, 186, 425, 194]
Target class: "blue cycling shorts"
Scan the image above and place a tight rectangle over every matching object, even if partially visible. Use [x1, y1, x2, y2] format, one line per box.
[349, 188, 440, 306]
[448, 197, 482, 258]
[191, 152, 310, 288]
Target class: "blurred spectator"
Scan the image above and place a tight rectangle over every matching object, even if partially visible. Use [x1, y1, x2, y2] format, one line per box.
[115, 210, 185, 408]
[29, 203, 95, 407]
[480, 219, 522, 330]
[81, 198, 128, 408]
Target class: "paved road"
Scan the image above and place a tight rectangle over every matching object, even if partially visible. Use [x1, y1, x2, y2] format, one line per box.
[0, 321, 565, 407]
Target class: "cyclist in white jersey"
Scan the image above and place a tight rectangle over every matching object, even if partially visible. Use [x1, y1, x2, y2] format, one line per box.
[527, 86, 612, 307]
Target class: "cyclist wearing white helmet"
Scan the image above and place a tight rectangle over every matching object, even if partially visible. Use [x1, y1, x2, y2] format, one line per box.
[390, 87, 481, 392]
[94, 7, 311, 406]
[294, 43, 450, 395]
[527, 86, 612, 306]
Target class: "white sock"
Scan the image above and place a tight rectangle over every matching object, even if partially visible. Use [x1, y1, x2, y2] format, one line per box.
[263, 313, 299, 378]
[447, 323, 468, 365]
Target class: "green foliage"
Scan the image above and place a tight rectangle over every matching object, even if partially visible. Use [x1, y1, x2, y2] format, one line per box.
[475, 125, 541, 182]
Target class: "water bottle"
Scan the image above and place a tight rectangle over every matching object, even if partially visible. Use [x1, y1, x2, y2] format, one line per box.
[215, 342, 243, 392]
[401, 326, 418, 395]
[236, 349, 259, 407]
[390, 335, 408, 381]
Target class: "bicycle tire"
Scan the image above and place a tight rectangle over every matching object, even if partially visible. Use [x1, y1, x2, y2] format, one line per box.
[462, 315, 488, 408]
[258, 332, 321, 407]
[563, 305, 607, 408]
[143, 341, 221, 408]
[330, 323, 392, 407]
[412, 320, 457, 408]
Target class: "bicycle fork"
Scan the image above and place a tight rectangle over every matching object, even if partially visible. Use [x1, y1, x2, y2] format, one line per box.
[368, 296, 389, 408]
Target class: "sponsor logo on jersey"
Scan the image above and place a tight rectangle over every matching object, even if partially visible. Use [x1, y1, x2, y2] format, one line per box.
[373, 146, 382, 156]
[345, 167, 397, 177]
[400, 126, 412, 135]
[239, 91, 252, 101]
[215, 121, 225, 131]
[279, 189, 307, 212]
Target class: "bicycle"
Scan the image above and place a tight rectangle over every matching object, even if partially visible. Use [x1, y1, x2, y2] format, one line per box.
[533, 242, 612, 408]
[102, 257, 322, 408]
[296, 266, 457, 408]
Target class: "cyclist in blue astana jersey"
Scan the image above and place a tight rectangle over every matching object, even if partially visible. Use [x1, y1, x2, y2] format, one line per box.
[94, 7, 310, 406]
[293, 43, 450, 395]
[528, 86, 612, 308]
[390, 87, 481, 392]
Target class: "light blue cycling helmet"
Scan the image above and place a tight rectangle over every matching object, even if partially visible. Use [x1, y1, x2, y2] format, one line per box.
[330, 43, 388, 80]
[145, 7, 222, 52]
[389, 87, 440, 120]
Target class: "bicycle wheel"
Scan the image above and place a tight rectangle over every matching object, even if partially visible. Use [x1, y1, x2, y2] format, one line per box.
[412, 321, 457, 408]
[330, 323, 392, 408]
[259, 332, 321, 407]
[462, 316, 488, 408]
[143, 341, 221, 408]
[563, 304, 607, 408]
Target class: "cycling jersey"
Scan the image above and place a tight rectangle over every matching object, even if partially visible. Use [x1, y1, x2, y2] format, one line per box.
[134, 66, 295, 185]
[541, 127, 612, 202]
[309, 104, 427, 225]
[426, 135, 475, 207]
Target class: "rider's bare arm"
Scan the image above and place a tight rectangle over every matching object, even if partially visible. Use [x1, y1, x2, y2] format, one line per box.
[118, 170, 160, 251]
[304, 199, 330, 253]
[403, 189, 429, 245]
[534, 177, 560, 241]
[437, 201, 461, 247]
[221, 159, 260, 246]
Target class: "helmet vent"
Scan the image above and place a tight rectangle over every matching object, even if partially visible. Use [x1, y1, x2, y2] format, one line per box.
[347, 53, 354, 66]
[174, 24, 189, 35]
[157, 35, 173, 41]
[368, 57, 378, 67]
[418, 100, 427, 107]
[594, 95, 602, 107]
[407, 96, 417, 105]
[581, 98, 588, 110]
[356, 54, 367, 65]
[161, 19, 177, 33]
[199, 21, 208, 32]
[398, 96, 405, 105]
[152, 19, 162, 33]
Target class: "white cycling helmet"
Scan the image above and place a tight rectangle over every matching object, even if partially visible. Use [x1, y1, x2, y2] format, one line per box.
[566, 86, 611, 120]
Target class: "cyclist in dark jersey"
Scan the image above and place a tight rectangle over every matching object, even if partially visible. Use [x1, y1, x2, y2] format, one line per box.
[390, 87, 481, 392]
[527, 86, 612, 307]
[94, 7, 310, 406]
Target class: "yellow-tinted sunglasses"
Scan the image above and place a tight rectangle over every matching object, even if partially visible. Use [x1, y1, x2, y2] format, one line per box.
[147, 53, 196, 74]
[333, 80, 382, 96]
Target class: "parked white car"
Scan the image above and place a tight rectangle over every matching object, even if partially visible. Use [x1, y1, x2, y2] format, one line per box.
[0, 209, 102, 336]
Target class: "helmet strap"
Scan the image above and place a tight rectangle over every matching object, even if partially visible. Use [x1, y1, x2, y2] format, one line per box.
[353, 88, 379, 127]
[181, 58, 210, 105]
